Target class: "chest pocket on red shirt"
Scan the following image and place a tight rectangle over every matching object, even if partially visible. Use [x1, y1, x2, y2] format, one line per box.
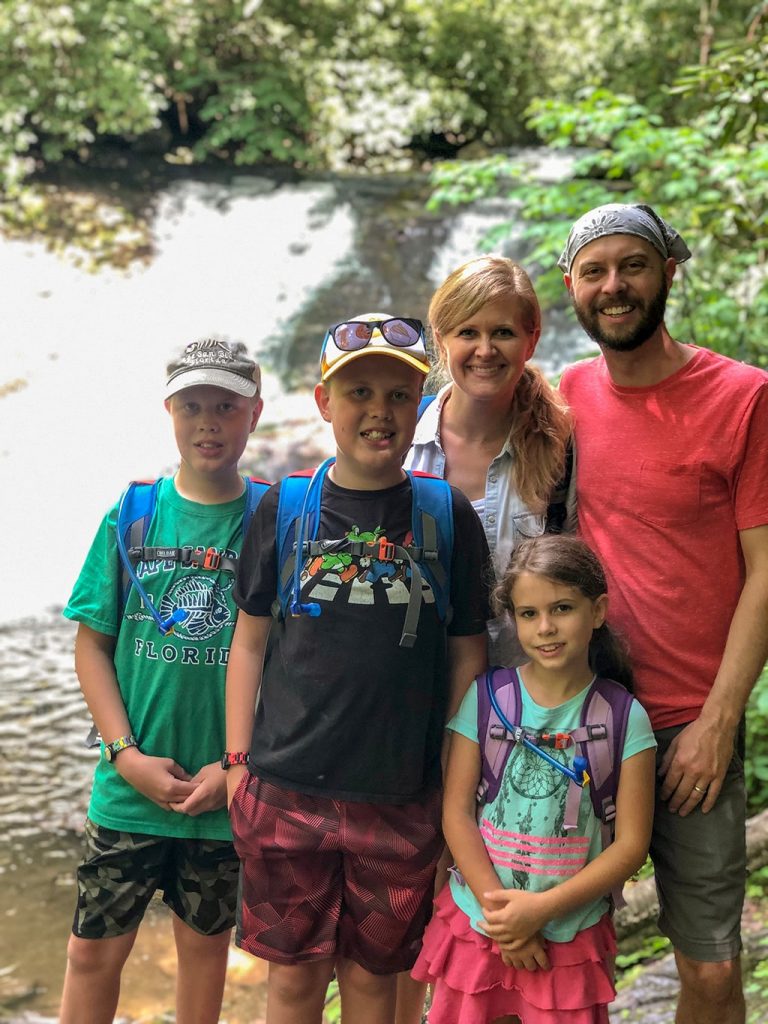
[637, 460, 702, 526]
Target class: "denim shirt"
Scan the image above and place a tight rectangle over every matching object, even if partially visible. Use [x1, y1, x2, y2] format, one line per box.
[405, 383, 546, 666]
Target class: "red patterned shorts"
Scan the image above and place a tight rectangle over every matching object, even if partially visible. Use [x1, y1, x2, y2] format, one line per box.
[229, 773, 443, 974]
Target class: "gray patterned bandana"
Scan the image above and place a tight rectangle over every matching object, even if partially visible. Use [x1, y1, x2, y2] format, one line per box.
[558, 203, 691, 273]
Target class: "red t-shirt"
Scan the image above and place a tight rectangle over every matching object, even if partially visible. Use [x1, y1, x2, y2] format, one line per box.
[561, 347, 768, 729]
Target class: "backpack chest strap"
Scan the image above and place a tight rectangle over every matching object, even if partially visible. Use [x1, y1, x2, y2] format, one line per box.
[128, 545, 239, 574]
[490, 723, 575, 749]
[304, 535, 437, 564]
[284, 534, 427, 648]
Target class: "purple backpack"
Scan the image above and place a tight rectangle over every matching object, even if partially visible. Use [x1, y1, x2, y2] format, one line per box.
[476, 667, 634, 906]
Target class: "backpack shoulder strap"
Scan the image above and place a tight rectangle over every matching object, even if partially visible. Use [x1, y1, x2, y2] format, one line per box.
[569, 676, 633, 907]
[243, 476, 271, 535]
[578, 676, 633, 826]
[545, 436, 574, 533]
[589, 676, 633, 905]
[86, 479, 161, 749]
[477, 666, 520, 806]
[417, 393, 437, 419]
[116, 479, 162, 613]
[274, 470, 317, 617]
[407, 471, 453, 623]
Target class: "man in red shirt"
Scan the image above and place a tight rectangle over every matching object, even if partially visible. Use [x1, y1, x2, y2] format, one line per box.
[558, 203, 768, 1024]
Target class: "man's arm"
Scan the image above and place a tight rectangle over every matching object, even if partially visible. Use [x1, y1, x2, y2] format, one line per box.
[224, 611, 272, 803]
[660, 523, 768, 814]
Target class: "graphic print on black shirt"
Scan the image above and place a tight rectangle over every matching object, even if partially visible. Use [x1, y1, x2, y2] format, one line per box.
[299, 519, 436, 614]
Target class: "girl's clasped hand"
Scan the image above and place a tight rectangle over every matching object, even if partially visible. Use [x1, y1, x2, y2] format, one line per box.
[479, 886, 548, 947]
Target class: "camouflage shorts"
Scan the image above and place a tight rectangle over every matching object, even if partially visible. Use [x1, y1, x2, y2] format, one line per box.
[72, 818, 240, 939]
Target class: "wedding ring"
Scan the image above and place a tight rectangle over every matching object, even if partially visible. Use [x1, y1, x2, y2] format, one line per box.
[692, 784, 705, 793]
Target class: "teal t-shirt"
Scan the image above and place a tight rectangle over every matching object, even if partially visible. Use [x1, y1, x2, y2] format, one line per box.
[448, 673, 656, 942]
[64, 477, 249, 840]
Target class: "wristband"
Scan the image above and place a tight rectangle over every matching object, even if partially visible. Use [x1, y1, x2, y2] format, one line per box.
[221, 751, 250, 770]
[104, 734, 138, 763]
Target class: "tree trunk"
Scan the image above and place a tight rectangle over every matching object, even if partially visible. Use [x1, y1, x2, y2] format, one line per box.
[615, 808, 768, 940]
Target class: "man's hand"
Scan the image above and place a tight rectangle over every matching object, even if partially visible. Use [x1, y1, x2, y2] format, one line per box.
[498, 932, 550, 972]
[115, 747, 198, 808]
[478, 888, 547, 946]
[169, 762, 227, 816]
[658, 714, 736, 815]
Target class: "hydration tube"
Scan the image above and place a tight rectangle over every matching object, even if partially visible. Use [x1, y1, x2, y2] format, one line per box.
[116, 487, 188, 636]
[289, 457, 336, 618]
[486, 673, 589, 787]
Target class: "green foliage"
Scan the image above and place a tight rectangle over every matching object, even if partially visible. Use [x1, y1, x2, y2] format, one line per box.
[0, 0, 166, 184]
[324, 977, 342, 1023]
[615, 934, 671, 972]
[746, 665, 768, 816]
[672, 31, 768, 144]
[0, 0, 764, 266]
[0, 0, 759, 186]
[428, 33, 768, 369]
[746, 864, 768, 900]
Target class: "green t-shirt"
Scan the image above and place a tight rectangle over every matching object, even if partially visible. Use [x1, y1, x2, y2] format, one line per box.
[448, 674, 656, 942]
[64, 477, 249, 840]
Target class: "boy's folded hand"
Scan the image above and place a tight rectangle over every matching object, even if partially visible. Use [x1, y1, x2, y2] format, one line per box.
[169, 762, 228, 816]
[115, 748, 198, 809]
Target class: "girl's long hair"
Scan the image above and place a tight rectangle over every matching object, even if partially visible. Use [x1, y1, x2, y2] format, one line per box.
[429, 255, 572, 513]
[493, 535, 634, 691]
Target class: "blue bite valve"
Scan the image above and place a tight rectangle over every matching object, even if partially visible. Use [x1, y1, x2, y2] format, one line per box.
[290, 601, 321, 618]
[161, 608, 188, 633]
[574, 755, 589, 786]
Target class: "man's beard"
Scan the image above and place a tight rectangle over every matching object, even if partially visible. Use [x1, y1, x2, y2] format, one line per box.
[572, 279, 668, 352]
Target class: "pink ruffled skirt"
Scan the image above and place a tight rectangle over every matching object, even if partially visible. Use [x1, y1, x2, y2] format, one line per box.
[411, 886, 617, 1024]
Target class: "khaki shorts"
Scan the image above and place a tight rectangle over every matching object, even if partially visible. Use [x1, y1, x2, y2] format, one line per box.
[72, 818, 240, 939]
[650, 724, 746, 962]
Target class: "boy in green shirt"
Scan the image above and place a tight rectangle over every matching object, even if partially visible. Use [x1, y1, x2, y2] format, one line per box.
[60, 339, 263, 1024]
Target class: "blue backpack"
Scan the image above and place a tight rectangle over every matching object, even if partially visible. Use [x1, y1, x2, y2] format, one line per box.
[272, 458, 454, 648]
[116, 475, 271, 632]
[476, 666, 633, 906]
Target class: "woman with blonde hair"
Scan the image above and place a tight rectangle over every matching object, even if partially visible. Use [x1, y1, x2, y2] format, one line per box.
[405, 255, 573, 666]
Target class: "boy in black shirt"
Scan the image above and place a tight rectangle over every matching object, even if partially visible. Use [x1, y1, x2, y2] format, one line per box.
[226, 314, 489, 1024]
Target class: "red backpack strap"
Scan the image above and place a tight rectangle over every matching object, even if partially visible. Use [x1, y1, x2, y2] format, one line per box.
[476, 667, 520, 805]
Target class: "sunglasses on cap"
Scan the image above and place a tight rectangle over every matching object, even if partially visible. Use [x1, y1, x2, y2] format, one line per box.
[329, 318, 425, 352]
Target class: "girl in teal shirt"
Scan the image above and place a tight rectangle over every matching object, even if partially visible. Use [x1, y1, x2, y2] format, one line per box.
[413, 535, 656, 1023]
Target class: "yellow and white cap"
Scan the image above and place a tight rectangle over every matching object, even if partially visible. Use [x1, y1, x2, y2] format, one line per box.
[320, 312, 430, 382]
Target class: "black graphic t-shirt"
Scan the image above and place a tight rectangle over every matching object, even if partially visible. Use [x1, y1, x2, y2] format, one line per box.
[234, 475, 490, 803]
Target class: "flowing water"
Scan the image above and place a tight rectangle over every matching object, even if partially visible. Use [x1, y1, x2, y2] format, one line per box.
[0, 163, 595, 1021]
